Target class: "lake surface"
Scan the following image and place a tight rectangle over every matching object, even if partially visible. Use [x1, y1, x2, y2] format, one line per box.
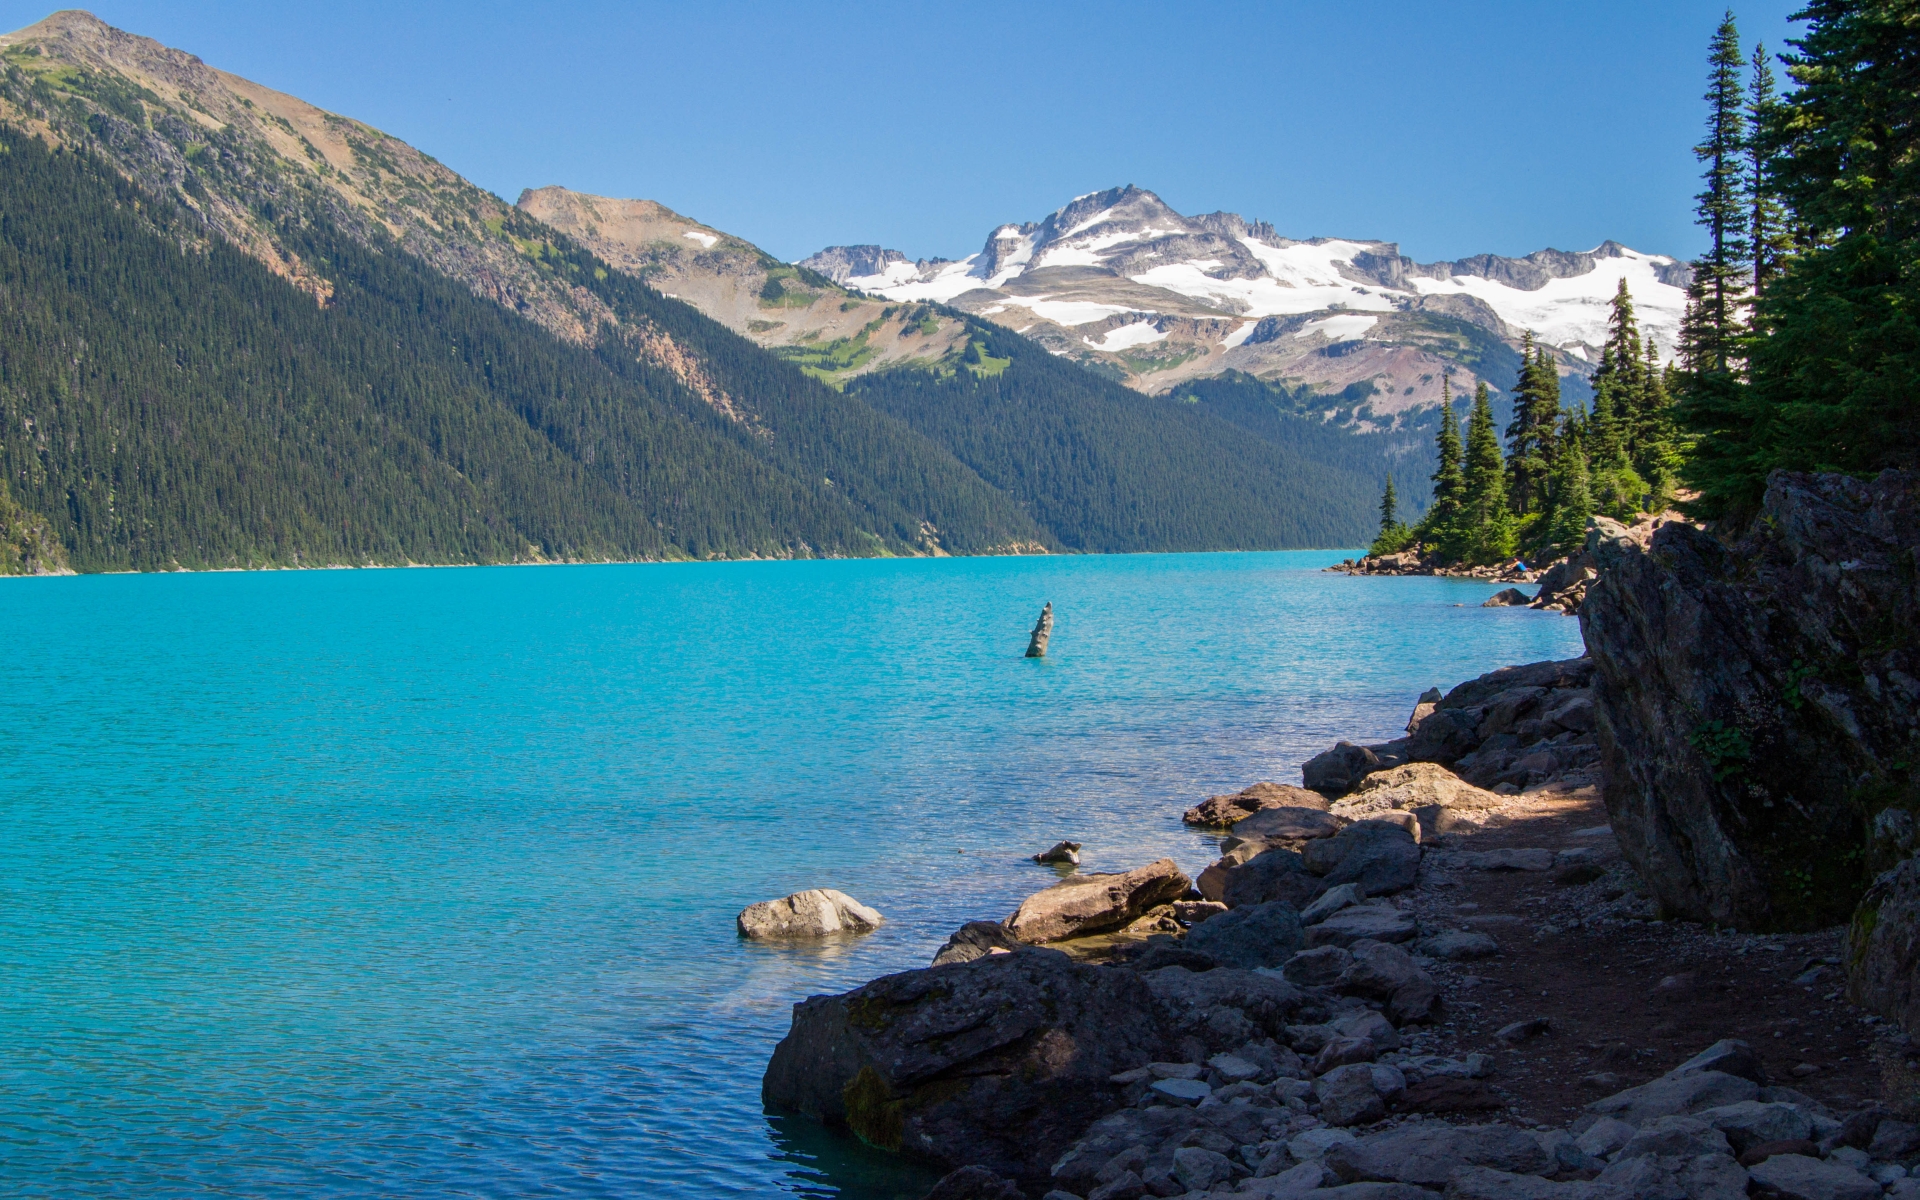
[0, 552, 1584, 1198]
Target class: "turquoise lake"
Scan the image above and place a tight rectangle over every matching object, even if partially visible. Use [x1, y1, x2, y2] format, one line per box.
[0, 552, 1585, 1198]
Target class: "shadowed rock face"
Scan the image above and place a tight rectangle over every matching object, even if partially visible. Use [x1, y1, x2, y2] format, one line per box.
[1580, 469, 1919, 932]
[761, 953, 1174, 1183]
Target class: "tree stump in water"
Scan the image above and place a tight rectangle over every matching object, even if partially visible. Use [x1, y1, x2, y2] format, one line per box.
[1025, 602, 1053, 658]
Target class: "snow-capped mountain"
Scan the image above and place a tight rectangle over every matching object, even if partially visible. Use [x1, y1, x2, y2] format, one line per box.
[801, 186, 1691, 419]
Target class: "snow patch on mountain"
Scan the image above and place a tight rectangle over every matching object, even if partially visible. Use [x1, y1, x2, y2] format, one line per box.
[1085, 321, 1167, 352]
[1296, 314, 1379, 342]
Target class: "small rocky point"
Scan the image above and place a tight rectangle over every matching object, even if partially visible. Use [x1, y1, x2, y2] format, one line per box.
[763, 471, 1920, 1199]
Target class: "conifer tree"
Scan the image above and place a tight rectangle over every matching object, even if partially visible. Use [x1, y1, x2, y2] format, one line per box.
[1504, 333, 1560, 517]
[1414, 374, 1467, 558]
[1634, 340, 1682, 506]
[1746, 41, 1791, 294]
[1544, 428, 1595, 553]
[1462, 382, 1515, 562]
[1369, 473, 1410, 556]
[1681, 10, 1753, 379]
[1683, 0, 1920, 515]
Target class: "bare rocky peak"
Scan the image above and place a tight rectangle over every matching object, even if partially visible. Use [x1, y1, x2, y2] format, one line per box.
[796, 244, 907, 284]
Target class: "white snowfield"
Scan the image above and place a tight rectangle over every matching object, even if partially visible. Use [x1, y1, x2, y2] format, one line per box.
[681, 229, 718, 249]
[824, 187, 1689, 363]
[1083, 321, 1168, 352]
[1296, 313, 1379, 342]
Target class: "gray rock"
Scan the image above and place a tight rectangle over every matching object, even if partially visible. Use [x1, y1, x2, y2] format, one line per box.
[1407, 706, 1484, 765]
[1338, 940, 1430, 1000]
[763, 951, 1174, 1182]
[1581, 471, 1919, 932]
[1307, 904, 1418, 948]
[1208, 1053, 1264, 1084]
[1142, 967, 1305, 1052]
[1454, 848, 1556, 872]
[1483, 587, 1531, 608]
[922, 1165, 1027, 1200]
[1304, 741, 1383, 796]
[1086, 1171, 1143, 1200]
[1288, 1126, 1358, 1160]
[1233, 806, 1347, 841]
[1616, 1114, 1732, 1159]
[1300, 883, 1363, 926]
[1444, 1167, 1596, 1199]
[738, 888, 885, 939]
[1586, 1069, 1760, 1127]
[1310, 823, 1424, 895]
[1281, 944, 1354, 986]
[1325, 1121, 1553, 1186]
[1007, 859, 1192, 943]
[933, 920, 1027, 966]
[1331, 1008, 1402, 1052]
[1149, 1077, 1212, 1104]
[1316, 1062, 1386, 1126]
[1185, 901, 1306, 970]
[1544, 694, 1595, 733]
[1309, 1185, 1437, 1200]
[1889, 1179, 1920, 1199]
[1219, 848, 1326, 911]
[1745, 1153, 1880, 1200]
[1574, 1117, 1636, 1158]
[1238, 1160, 1326, 1197]
[1671, 1039, 1767, 1085]
[1693, 1100, 1813, 1152]
[1591, 1151, 1749, 1200]
[1495, 1017, 1550, 1043]
[1418, 930, 1501, 960]
[1369, 1063, 1407, 1101]
[1387, 977, 1441, 1024]
[1171, 1146, 1235, 1190]
[1311, 1036, 1379, 1074]
[1533, 1128, 1604, 1174]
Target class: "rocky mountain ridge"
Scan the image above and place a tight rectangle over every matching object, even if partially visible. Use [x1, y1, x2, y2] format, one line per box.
[800, 185, 1692, 423]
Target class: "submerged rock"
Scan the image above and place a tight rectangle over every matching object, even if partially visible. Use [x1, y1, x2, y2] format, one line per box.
[1184, 782, 1328, 827]
[737, 889, 884, 939]
[1031, 840, 1081, 865]
[931, 920, 1025, 966]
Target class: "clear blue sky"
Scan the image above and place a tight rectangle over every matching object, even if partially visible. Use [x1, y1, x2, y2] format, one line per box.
[3, 2, 1805, 263]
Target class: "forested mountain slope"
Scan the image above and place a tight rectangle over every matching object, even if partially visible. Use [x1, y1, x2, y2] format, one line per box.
[849, 322, 1378, 551]
[0, 129, 1045, 568]
[0, 10, 1382, 569]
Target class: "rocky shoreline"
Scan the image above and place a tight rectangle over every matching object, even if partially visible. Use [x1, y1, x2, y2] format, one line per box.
[758, 470, 1920, 1200]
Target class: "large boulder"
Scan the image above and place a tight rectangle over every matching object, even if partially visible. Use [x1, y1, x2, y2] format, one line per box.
[1323, 1122, 1551, 1187]
[762, 952, 1173, 1183]
[1850, 854, 1920, 1032]
[1140, 965, 1305, 1051]
[1345, 762, 1507, 813]
[1185, 781, 1329, 827]
[1580, 470, 1919, 931]
[1305, 821, 1424, 895]
[931, 921, 1024, 967]
[738, 889, 885, 939]
[1216, 847, 1327, 910]
[1005, 858, 1191, 943]
[1183, 900, 1305, 969]
[1304, 741, 1383, 795]
[1232, 806, 1347, 841]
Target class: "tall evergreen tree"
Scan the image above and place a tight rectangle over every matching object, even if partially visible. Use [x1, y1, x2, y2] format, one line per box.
[1681, 10, 1753, 380]
[1369, 472, 1411, 556]
[1544, 426, 1595, 553]
[1379, 475, 1399, 535]
[1462, 382, 1516, 562]
[1415, 374, 1467, 558]
[1504, 333, 1560, 517]
[1747, 40, 1792, 294]
[1685, 0, 1920, 515]
[1635, 340, 1683, 504]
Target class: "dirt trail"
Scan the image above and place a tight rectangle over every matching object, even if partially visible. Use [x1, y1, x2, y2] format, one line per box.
[1402, 785, 1882, 1120]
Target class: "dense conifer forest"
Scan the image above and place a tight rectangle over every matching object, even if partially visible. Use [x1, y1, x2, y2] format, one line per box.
[848, 321, 1379, 553]
[0, 120, 1382, 572]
